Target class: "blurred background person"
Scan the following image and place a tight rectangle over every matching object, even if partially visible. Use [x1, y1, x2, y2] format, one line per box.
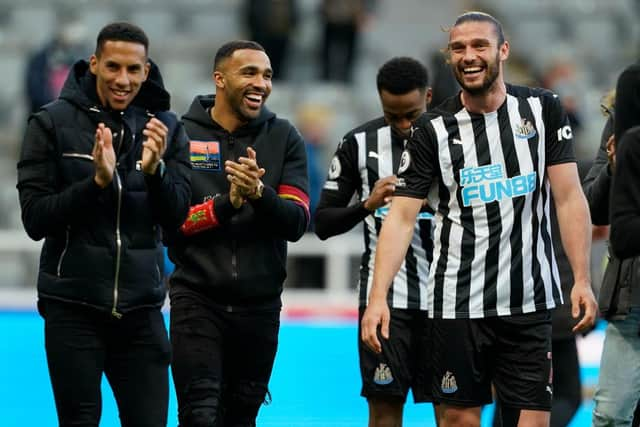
[295, 102, 333, 229]
[243, 0, 299, 80]
[24, 16, 88, 113]
[319, 0, 374, 82]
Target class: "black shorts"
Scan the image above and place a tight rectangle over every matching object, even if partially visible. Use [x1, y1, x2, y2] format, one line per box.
[358, 307, 434, 403]
[432, 311, 552, 411]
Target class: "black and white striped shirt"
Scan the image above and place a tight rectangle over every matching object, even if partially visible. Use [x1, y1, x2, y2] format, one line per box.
[315, 117, 434, 310]
[396, 85, 574, 319]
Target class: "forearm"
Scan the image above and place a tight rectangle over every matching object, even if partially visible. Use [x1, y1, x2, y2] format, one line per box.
[18, 176, 104, 240]
[314, 201, 370, 240]
[368, 197, 421, 302]
[250, 185, 309, 241]
[555, 191, 592, 284]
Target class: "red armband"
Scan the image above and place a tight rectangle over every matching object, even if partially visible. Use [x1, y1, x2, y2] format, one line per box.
[180, 199, 220, 236]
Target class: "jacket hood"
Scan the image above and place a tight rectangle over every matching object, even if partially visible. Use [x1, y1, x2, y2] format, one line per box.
[615, 62, 640, 141]
[182, 94, 276, 132]
[58, 59, 171, 112]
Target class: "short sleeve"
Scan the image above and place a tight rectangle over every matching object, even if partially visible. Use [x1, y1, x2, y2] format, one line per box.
[544, 93, 576, 166]
[394, 122, 438, 199]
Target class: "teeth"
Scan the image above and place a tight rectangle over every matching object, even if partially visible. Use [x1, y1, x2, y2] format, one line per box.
[464, 67, 482, 74]
[113, 90, 128, 96]
[246, 94, 262, 102]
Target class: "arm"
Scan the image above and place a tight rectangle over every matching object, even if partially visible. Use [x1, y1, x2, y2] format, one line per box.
[610, 130, 640, 258]
[315, 176, 398, 239]
[17, 112, 110, 241]
[143, 117, 192, 231]
[361, 196, 423, 353]
[314, 132, 398, 240]
[249, 129, 309, 241]
[582, 116, 614, 225]
[548, 162, 597, 332]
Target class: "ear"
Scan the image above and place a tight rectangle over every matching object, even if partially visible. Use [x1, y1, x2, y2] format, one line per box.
[213, 71, 224, 89]
[425, 87, 433, 107]
[500, 40, 510, 61]
[143, 61, 150, 82]
[89, 54, 98, 75]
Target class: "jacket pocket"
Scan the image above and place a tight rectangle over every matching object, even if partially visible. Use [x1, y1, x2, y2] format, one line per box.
[599, 253, 634, 319]
[58, 242, 113, 281]
[60, 152, 95, 184]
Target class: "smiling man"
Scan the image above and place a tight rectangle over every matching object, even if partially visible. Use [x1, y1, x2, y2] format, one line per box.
[17, 22, 191, 426]
[361, 11, 597, 427]
[166, 40, 309, 427]
[314, 57, 438, 427]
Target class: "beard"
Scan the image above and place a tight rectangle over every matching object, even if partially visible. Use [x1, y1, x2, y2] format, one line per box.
[228, 89, 264, 123]
[455, 53, 501, 96]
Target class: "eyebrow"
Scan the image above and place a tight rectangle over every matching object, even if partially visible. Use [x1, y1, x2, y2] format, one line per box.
[238, 65, 273, 74]
[448, 38, 492, 49]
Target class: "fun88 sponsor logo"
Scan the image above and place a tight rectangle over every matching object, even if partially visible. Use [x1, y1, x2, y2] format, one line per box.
[460, 164, 537, 207]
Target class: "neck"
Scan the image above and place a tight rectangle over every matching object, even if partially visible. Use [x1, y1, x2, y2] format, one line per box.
[210, 96, 245, 133]
[460, 80, 507, 114]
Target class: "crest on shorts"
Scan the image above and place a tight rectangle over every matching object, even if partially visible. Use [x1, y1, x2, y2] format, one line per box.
[373, 363, 394, 385]
[441, 371, 458, 394]
[515, 118, 537, 139]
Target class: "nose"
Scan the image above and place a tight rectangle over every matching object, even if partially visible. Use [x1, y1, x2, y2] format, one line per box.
[395, 118, 412, 133]
[114, 68, 130, 86]
[462, 47, 476, 63]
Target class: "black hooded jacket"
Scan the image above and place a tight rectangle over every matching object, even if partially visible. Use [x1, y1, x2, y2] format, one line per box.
[17, 59, 191, 315]
[610, 63, 640, 259]
[167, 94, 309, 309]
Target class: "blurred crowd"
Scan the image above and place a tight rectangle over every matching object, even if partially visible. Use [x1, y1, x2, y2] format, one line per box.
[0, 0, 639, 287]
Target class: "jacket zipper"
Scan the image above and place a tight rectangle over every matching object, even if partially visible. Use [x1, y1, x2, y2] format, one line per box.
[231, 239, 238, 281]
[56, 227, 70, 277]
[228, 134, 239, 283]
[111, 126, 125, 319]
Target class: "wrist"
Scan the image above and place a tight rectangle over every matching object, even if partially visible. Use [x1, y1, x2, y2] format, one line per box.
[230, 195, 244, 209]
[94, 174, 109, 188]
[363, 199, 375, 212]
[248, 179, 264, 200]
[368, 289, 387, 303]
[144, 159, 165, 178]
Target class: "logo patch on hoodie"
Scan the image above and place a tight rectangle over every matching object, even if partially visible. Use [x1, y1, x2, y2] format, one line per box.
[190, 141, 221, 171]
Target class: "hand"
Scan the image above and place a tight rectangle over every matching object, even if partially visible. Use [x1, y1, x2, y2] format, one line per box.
[229, 182, 244, 209]
[363, 175, 397, 211]
[225, 147, 266, 198]
[606, 134, 616, 174]
[570, 280, 598, 333]
[141, 117, 168, 175]
[93, 123, 116, 188]
[360, 298, 390, 354]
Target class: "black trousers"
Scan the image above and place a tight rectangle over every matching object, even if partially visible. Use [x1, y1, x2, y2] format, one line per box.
[39, 299, 171, 427]
[170, 292, 280, 427]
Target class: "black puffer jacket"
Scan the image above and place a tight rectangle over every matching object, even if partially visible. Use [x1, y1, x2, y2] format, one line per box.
[17, 60, 191, 315]
[167, 95, 309, 309]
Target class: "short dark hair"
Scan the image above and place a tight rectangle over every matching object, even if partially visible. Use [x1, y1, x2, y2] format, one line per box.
[376, 57, 429, 95]
[453, 11, 505, 46]
[213, 40, 266, 72]
[95, 22, 149, 56]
